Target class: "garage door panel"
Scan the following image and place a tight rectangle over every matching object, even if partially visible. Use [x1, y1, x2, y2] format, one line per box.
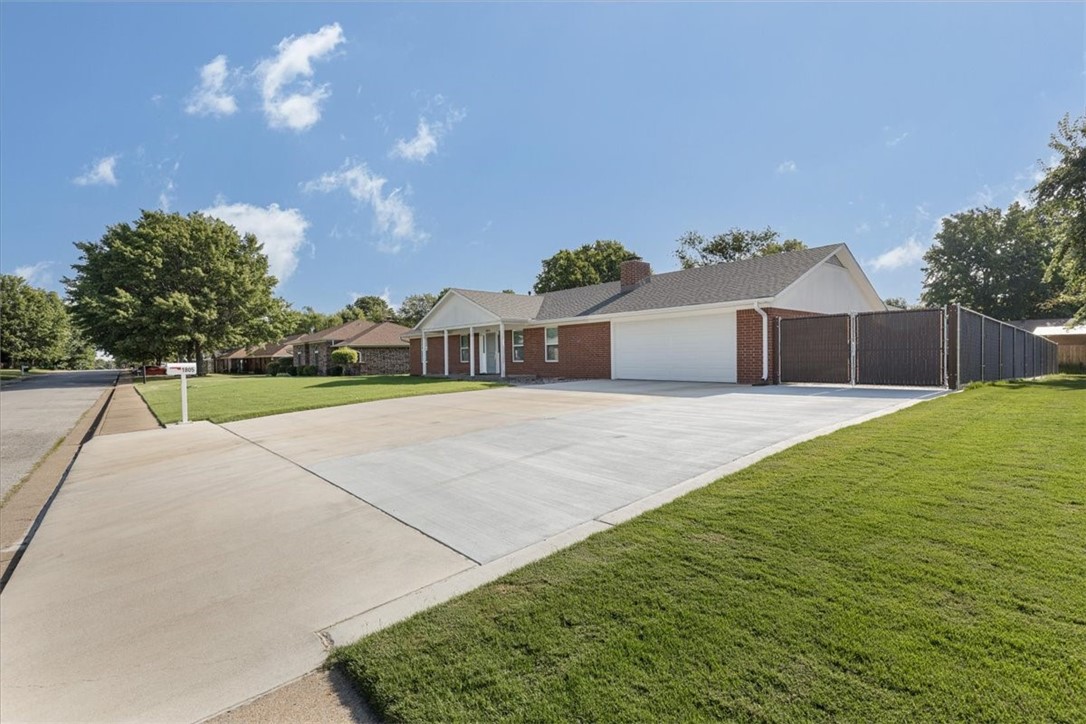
[613, 313, 737, 383]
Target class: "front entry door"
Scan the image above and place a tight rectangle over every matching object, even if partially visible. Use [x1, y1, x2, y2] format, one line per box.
[482, 332, 498, 374]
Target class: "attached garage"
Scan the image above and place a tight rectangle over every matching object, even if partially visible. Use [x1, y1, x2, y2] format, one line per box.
[612, 312, 737, 383]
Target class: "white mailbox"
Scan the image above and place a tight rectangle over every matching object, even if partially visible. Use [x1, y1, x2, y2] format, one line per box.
[166, 362, 197, 376]
[166, 362, 196, 424]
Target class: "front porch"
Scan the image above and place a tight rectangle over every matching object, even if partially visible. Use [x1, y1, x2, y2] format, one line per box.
[417, 322, 521, 378]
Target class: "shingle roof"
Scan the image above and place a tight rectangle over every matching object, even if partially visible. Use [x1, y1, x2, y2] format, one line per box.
[294, 319, 376, 344]
[337, 321, 411, 348]
[454, 244, 842, 322]
[452, 289, 544, 320]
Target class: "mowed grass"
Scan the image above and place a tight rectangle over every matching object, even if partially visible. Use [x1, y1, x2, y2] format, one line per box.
[334, 376, 1086, 722]
[135, 374, 504, 424]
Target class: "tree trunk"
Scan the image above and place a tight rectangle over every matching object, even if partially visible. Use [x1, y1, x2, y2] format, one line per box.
[195, 340, 205, 376]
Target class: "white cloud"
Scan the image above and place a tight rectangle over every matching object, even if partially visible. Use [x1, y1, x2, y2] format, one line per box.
[303, 162, 426, 253]
[887, 131, 910, 147]
[200, 202, 310, 282]
[256, 23, 344, 131]
[185, 55, 238, 117]
[158, 179, 176, 211]
[73, 155, 118, 186]
[776, 160, 797, 174]
[854, 222, 870, 234]
[870, 236, 927, 271]
[390, 107, 465, 163]
[350, 286, 393, 305]
[12, 261, 54, 288]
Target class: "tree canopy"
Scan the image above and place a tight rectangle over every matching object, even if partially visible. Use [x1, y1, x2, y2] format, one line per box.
[533, 240, 639, 294]
[675, 227, 806, 269]
[920, 203, 1071, 319]
[1032, 113, 1086, 323]
[397, 293, 440, 327]
[0, 274, 71, 368]
[350, 295, 394, 323]
[66, 210, 288, 373]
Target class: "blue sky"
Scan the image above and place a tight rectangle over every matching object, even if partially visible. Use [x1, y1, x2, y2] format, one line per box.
[2, 3, 1082, 312]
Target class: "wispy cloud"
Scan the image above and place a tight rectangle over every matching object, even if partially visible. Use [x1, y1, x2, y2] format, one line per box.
[185, 55, 238, 117]
[870, 236, 926, 271]
[256, 23, 345, 131]
[390, 105, 466, 163]
[12, 261, 55, 288]
[73, 155, 118, 186]
[776, 160, 797, 174]
[886, 131, 910, 147]
[200, 201, 310, 282]
[854, 222, 870, 234]
[303, 161, 426, 253]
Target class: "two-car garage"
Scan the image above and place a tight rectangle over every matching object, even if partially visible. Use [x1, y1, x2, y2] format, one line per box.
[611, 311, 738, 383]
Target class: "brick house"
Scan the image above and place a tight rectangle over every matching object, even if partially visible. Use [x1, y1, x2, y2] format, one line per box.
[294, 320, 411, 375]
[214, 334, 301, 374]
[405, 244, 885, 384]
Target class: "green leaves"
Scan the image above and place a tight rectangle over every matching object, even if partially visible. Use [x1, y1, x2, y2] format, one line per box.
[65, 210, 287, 369]
[0, 274, 71, 367]
[533, 240, 640, 294]
[675, 227, 806, 268]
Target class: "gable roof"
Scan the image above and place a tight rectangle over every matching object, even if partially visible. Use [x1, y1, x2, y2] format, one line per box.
[441, 244, 844, 324]
[336, 321, 411, 348]
[294, 318, 377, 344]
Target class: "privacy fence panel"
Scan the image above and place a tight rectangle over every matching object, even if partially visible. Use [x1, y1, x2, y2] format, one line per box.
[950, 305, 1058, 387]
[855, 309, 944, 386]
[779, 314, 851, 384]
[982, 318, 1002, 381]
[958, 308, 985, 385]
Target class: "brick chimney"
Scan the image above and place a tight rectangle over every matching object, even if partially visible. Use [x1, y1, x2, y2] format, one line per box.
[620, 258, 652, 290]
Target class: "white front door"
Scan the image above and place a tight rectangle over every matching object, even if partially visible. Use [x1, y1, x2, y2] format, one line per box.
[480, 332, 498, 374]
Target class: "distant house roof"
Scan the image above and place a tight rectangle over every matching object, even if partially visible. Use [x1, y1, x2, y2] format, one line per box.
[1010, 318, 1086, 336]
[336, 321, 411, 348]
[244, 333, 303, 359]
[442, 244, 845, 324]
[294, 319, 377, 344]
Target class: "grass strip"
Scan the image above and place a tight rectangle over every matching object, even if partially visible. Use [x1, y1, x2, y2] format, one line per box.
[334, 376, 1086, 722]
[134, 374, 504, 424]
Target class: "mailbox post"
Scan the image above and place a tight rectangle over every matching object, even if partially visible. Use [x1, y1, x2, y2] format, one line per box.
[165, 362, 197, 424]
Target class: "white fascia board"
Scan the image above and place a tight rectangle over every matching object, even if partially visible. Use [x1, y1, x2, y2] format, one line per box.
[525, 298, 773, 328]
[413, 290, 502, 333]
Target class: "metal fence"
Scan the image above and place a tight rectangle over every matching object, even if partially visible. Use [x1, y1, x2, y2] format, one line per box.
[779, 304, 1059, 388]
[950, 305, 1059, 385]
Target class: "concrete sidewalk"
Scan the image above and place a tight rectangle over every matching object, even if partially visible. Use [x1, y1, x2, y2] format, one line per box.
[97, 374, 161, 435]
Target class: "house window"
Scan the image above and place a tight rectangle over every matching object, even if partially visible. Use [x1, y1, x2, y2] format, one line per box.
[512, 331, 524, 362]
[545, 326, 559, 362]
[460, 334, 470, 363]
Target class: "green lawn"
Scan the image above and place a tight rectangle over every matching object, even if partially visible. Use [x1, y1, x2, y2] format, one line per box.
[334, 376, 1086, 722]
[134, 374, 504, 424]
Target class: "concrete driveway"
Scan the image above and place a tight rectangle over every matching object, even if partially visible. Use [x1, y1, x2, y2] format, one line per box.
[0, 381, 942, 722]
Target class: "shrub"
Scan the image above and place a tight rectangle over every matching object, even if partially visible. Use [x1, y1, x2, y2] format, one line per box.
[265, 360, 280, 376]
[331, 348, 358, 367]
[299, 365, 318, 377]
[328, 365, 344, 376]
[287, 364, 299, 376]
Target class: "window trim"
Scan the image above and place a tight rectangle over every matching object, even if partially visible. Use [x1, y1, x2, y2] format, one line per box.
[544, 326, 559, 363]
[512, 330, 525, 362]
[459, 334, 470, 363]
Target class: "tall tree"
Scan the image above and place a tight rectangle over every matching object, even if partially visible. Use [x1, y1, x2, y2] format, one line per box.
[66, 210, 288, 374]
[533, 240, 639, 293]
[920, 203, 1067, 319]
[350, 295, 394, 322]
[0, 274, 70, 368]
[675, 227, 806, 268]
[397, 293, 440, 327]
[1032, 113, 1086, 323]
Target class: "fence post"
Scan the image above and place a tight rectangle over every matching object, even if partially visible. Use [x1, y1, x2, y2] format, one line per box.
[849, 313, 857, 386]
[945, 304, 959, 389]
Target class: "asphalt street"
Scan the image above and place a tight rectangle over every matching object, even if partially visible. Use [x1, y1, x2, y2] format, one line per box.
[0, 369, 118, 498]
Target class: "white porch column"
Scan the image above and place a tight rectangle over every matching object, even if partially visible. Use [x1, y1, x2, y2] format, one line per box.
[469, 326, 476, 377]
[498, 321, 506, 378]
[421, 333, 428, 376]
[443, 329, 449, 376]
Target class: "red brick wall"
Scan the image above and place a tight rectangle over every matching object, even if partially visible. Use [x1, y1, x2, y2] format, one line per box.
[506, 322, 610, 378]
[409, 322, 611, 379]
[736, 307, 821, 384]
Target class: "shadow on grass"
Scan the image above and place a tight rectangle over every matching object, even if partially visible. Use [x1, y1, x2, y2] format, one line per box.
[971, 374, 1086, 392]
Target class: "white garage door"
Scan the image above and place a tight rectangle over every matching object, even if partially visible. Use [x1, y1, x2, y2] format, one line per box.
[612, 312, 737, 383]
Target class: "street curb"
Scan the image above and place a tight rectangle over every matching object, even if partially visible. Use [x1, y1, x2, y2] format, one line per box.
[0, 374, 119, 592]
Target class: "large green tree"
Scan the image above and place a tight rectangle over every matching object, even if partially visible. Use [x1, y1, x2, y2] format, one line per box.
[533, 240, 639, 294]
[397, 293, 440, 327]
[66, 210, 288, 374]
[675, 227, 806, 269]
[920, 203, 1068, 319]
[0, 274, 70, 368]
[350, 295, 394, 322]
[1032, 113, 1086, 323]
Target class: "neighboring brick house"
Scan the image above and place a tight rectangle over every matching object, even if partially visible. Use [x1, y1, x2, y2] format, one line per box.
[214, 334, 301, 374]
[405, 244, 886, 384]
[294, 320, 411, 375]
